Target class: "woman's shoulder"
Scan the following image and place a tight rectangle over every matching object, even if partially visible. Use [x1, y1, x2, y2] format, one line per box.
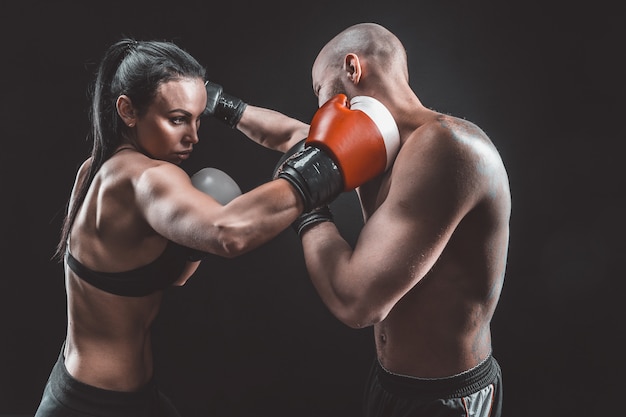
[101, 150, 174, 178]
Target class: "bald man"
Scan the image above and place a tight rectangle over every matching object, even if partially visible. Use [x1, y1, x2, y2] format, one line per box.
[225, 22, 509, 417]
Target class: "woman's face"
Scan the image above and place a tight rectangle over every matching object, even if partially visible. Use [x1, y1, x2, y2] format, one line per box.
[135, 77, 207, 164]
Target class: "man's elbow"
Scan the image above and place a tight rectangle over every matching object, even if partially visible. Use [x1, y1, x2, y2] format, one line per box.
[331, 301, 388, 329]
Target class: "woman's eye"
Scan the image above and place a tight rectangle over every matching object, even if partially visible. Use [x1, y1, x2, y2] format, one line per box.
[171, 117, 186, 125]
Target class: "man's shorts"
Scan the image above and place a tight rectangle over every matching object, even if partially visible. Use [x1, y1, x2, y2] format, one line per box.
[364, 354, 503, 417]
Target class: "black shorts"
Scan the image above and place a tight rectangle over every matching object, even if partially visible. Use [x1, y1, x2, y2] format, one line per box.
[364, 354, 503, 417]
[34, 344, 181, 417]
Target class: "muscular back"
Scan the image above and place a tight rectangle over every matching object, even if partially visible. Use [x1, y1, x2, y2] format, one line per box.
[64, 151, 198, 390]
[357, 113, 511, 378]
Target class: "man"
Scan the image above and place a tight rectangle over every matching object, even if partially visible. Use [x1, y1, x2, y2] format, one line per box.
[223, 22, 510, 416]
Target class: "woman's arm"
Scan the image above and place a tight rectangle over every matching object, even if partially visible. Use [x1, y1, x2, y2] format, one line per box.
[236, 104, 310, 153]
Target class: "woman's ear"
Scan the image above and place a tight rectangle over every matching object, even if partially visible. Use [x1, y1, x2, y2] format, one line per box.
[116, 95, 137, 127]
[344, 53, 362, 85]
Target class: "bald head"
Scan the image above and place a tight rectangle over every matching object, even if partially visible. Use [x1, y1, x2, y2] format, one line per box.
[311, 23, 410, 105]
[311, 23, 410, 106]
[317, 23, 408, 78]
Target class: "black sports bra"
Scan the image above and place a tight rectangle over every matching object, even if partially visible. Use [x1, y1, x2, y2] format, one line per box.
[65, 241, 193, 297]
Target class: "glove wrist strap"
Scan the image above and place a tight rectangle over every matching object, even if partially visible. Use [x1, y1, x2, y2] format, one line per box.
[293, 206, 334, 237]
[215, 93, 247, 128]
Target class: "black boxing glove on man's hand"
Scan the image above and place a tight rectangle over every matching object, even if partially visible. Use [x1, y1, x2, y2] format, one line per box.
[205, 80, 247, 128]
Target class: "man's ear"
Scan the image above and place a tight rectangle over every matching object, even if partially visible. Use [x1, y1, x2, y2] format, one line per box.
[116, 95, 137, 127]
[344, 53, 362, 85]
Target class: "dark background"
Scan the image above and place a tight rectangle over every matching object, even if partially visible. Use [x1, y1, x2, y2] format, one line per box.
[1, 1, 624, 416]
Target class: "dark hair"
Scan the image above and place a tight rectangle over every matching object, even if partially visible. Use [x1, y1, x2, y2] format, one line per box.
[54, 39, 206, 260]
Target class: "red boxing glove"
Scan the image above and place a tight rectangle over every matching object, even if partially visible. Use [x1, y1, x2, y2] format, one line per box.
[306, 94, 400, 191]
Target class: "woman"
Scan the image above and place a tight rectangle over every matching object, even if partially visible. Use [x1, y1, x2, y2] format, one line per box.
[34, 38, 308, 417]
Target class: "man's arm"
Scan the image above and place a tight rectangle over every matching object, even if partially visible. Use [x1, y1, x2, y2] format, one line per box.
[298, 128, 481, 328]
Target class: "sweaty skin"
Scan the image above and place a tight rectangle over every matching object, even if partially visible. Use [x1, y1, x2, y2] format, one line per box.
[64, 78, 304, 391]
[354, 114, 508, 377]
[304, 24, 510, 377]
[238, 23, 510, 379]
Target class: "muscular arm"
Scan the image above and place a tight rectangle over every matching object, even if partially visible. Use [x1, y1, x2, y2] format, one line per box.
[236, 104, 310, 153]
[300, 126, 485, 328]
[136, 162, 304, 258]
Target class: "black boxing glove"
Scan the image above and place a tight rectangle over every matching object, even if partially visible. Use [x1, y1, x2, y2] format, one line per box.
[205, 80, 247, 128]
[273, 139, 343, 212]
[273, 140, 336, 235]
[274, 94, 399, 212]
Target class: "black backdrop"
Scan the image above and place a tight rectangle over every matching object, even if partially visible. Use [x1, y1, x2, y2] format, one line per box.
[1, 1, 624, 416]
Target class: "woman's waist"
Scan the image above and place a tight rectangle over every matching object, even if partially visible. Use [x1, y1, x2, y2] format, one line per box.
[63, 334, 154, 391]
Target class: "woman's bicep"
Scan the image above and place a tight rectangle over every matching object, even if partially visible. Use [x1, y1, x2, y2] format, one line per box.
[134, 165, 221, 244]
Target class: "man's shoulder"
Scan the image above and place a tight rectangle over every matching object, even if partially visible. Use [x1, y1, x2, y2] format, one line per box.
[399, 114, 505, 182]
[429, 114, 487, 140]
